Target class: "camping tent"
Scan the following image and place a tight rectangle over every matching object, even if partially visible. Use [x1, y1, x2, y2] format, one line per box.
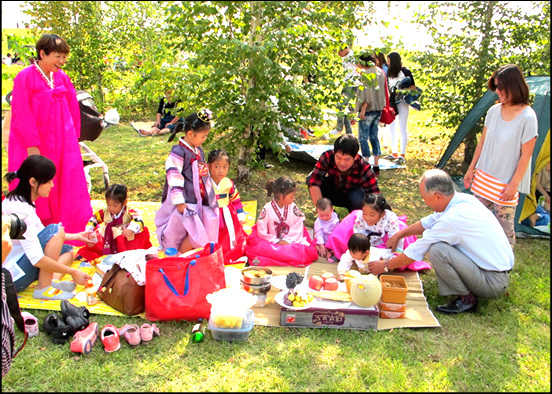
[436, 75, 550, 238]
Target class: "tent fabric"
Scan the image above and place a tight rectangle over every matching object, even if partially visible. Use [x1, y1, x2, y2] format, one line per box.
[436, 75, 550, 237]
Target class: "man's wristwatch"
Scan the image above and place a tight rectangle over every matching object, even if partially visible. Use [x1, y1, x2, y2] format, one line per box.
[383, 259, 390, 273]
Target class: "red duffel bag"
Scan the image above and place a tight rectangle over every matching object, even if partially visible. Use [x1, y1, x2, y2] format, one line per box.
[145, 242, 226, 321]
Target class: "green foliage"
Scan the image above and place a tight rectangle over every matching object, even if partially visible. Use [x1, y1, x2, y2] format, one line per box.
[410, 1, 550, 135]
[164, 1, 370, 180]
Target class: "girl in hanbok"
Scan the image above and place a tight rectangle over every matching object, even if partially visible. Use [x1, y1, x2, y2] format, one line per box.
[154, 110, 219, 254]
[77, 184, 152, 262]
[207, 149, 247, 264]
[245, 176, 318, 266]
[8, 34, 92, 236]
[326, 193, 431, 272]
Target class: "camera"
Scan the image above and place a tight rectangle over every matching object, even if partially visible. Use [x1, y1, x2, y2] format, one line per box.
[5, 213, 27, 240]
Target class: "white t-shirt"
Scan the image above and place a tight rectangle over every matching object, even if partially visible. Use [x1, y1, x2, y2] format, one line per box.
[2, 197, 46, 282]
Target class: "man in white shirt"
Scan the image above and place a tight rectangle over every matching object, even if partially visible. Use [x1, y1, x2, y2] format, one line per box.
[329, 45, 360, 135]
[369, 169, 514, 314]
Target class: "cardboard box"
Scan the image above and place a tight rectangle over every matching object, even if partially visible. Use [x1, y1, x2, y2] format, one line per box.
[279, 304, 378, 331]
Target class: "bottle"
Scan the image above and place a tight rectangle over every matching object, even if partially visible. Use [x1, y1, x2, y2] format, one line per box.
[538, 196, 545, 207]
[84, 280, 100, 305]
[165, 248, 178, 258]
[191, 319, 205, 343]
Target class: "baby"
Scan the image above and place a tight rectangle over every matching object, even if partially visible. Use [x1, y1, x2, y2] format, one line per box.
[314, 198, 340, 260]
[337, 233, 371, 281]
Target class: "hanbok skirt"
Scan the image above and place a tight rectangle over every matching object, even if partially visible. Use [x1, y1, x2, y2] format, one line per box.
[218, 204, 247, 264]
[77, 227, 152, 262]
[245, 224, 318, 267]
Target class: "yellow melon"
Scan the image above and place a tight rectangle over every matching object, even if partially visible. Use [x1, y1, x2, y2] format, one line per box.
[350, 275, 382, 308]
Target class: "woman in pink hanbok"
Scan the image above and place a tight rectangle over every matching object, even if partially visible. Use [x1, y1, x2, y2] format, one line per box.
[245, 176, 318, 267]
[8, 34, 92, 236]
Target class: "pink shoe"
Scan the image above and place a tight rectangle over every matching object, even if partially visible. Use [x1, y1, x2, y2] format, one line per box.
[101, 324, 121, 353]
[70, 322, 99, 355]
[140, 323, 160, 344]
[118, 324, 141, 346]
[21, 312, 39, 338]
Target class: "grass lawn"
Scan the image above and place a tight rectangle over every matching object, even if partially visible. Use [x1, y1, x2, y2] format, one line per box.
[1, 109, 550, 392]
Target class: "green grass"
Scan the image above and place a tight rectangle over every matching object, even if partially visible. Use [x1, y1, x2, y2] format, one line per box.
[1, 110, 550, 392]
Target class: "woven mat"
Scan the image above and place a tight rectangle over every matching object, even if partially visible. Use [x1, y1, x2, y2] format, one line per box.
[251, 261, 441, 331]
[17, 200, 257, 316]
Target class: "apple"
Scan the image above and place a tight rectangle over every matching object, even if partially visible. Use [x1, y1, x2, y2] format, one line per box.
[321, 272, 335, 282]
[309, 275, 324, 291]
[324, 277, 339, 291]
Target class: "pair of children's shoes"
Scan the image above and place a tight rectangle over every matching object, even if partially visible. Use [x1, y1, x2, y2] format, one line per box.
[44, 300, 91, 344]
[117, 323, 160, 347]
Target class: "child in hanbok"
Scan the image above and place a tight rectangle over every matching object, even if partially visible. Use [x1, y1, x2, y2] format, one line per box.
[314, 197, 340, 260]
[77, 184, 152, 262]
[154, 109, 219, 254]
[326, 193, 431, 272]
[245, 176, 318, 266]
[207, 149, 247, 264]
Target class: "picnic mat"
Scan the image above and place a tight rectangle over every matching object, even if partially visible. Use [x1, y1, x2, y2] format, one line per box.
[251, 260, 441, 331]
[17, 199, 258, 316]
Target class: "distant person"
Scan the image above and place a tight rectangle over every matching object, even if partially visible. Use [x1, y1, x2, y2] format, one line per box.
[138, 90, 181, 136]
[384, 51, 418, 165]
[369, 169, 514, 315]
[11, 53, 22, 65]
[306, 133, 379, 213]
[3, 53, 12, 65]
[8, 33, 92, 236]
[329, 44, 360, 135]
[374, 52, 388, 75]
[464, 64, 537, 247]
[352, 51, 386, 177]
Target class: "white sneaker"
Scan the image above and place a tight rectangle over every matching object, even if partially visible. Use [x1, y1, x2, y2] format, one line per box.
[395, 156, 406, 165]
[329, 129, 341, 135]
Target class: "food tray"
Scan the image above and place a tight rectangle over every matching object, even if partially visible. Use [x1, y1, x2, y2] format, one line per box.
[378, 300, 407, 312]
[379, 275, 408, 304]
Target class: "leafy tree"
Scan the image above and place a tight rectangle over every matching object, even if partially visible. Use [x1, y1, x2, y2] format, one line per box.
[165, 1, 372, 181]
[411, 1, 550, 163]
[24, 1, 171, 114]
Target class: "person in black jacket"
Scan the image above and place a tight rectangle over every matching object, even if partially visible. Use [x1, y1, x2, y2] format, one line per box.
[138, 90, 182, 136]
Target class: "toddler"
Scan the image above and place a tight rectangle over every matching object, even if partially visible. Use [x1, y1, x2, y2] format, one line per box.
[245, 176, 318, 266]
[337, 233, 371, 281]
[314, 197, 340, 259]
[78, 184, 152, 262]
[207, 149, 247, 263]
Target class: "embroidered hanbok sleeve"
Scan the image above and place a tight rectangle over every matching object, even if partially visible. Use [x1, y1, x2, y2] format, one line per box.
[256, 206, 280, 244]
[126, 207, 145, 234]
[280, 204, 306, 244]
[228, 180, 246, 221]
[86, 209, 105, 232]
[165, 147, 186, 206]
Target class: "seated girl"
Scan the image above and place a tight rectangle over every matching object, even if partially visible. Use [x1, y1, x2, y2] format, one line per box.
[326, 193, 431, 272]
[2, 155, 94, 300]
[245, 176, 318, 267]
[77, 184, 152, 262]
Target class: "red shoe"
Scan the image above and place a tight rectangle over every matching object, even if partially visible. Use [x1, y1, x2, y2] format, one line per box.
[70, 322, 99, 355]
[101, 324, 121, 353]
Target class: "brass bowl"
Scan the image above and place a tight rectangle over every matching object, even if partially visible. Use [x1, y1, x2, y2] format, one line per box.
[240, 280, 272, 294]
[241, 267, 273, 285]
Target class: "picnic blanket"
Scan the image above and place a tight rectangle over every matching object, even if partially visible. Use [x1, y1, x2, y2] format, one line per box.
[16, 200, 257, 316]
[287, 141, 406, 170]
[251, 261, 440, 331]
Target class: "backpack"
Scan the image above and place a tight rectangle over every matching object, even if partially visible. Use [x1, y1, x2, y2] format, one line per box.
[2, 268, 27, 378]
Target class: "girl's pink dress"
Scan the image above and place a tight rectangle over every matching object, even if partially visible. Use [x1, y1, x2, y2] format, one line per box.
[245, 200, 318, 267]
[8, 65, 92, 235]
[326, 210, 431, 272]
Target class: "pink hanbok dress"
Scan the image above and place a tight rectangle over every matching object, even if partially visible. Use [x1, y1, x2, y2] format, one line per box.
[325, 209, 431, 272]
[245, 200, 318, 267]
[8, 65, 92, 235]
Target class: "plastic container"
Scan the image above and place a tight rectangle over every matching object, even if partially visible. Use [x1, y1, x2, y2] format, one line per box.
[206, 288, 257, 329]
[164, 248, 178, 257]
[378, 300, 407, 312]
[208, 309, 255, 342]
[379, 275, 408, 304]
[379, 309, 406, 319]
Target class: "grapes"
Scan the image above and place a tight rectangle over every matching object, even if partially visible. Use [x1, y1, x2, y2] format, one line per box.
[285, 272, 304, 289]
